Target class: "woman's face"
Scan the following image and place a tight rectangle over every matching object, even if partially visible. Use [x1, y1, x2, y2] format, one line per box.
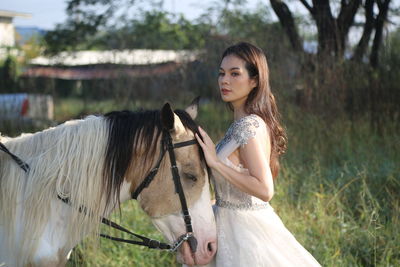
[218, 55, 257, 108]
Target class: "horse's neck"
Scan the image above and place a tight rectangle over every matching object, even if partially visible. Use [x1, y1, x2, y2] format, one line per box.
[1, 116, 150, 266]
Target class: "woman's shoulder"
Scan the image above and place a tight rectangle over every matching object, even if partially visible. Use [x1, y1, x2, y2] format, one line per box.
[238, 113, 265, 124]
[228, 114, 266, 146]
[233, 114, 266, 132]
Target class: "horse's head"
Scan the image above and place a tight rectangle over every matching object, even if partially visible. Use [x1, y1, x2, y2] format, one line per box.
[129, 100, 217, 265]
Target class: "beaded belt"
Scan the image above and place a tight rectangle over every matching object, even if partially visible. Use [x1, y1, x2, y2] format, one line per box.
[215, 197, 270, 210]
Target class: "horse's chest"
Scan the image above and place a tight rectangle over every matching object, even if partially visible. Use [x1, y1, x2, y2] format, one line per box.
[1, 199, 72, 266]
[31, 201, 72, 266]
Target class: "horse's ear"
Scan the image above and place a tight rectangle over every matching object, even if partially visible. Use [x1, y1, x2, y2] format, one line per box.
[185, 96, 200, 120]
[161, 103, 174, 130]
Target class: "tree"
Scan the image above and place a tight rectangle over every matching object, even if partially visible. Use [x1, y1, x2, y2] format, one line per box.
[44, 1, 211, 52]
[44, 0, 139, 53]
[0, 55, 19, 93]
[269, 0, 394, 67]
[98, 11, 211, 50]
[269, 0, 399, 129]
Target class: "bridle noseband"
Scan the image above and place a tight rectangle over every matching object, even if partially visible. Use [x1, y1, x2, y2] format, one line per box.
[1, 129, 200, 254]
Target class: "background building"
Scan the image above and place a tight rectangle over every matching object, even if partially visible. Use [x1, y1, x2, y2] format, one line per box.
[0, 10, 31, 47]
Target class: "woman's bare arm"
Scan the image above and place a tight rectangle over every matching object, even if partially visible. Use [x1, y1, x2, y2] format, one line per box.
[195, 126, 274, 202]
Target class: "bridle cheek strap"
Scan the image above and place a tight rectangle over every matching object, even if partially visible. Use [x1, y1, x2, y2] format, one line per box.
[108, 130, 198, 252]
[165, 132, 198, 252]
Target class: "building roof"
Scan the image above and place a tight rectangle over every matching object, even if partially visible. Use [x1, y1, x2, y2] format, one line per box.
[0, 10, 31, 19]
[30, 49, 199, 66]
[22, 62, 183, 80]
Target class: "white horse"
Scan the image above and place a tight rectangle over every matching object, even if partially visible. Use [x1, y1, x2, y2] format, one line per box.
[0, 100, 216, 266]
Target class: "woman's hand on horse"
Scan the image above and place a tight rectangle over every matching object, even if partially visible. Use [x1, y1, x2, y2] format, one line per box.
[195, 127, 220, 169]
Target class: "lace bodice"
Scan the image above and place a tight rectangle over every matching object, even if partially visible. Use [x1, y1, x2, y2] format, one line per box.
[213, 114, 270, 210]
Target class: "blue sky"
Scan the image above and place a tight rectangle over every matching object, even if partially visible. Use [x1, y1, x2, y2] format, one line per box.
[0, 0, 67, 29]
[0, 0, 266, 30]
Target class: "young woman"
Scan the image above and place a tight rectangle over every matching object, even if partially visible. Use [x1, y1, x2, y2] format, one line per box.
[194, 42, 321, 266]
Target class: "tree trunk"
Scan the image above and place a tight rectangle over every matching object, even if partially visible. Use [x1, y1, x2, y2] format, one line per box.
[311, 0, 339, 57]
[353, 0, 375, 62]
[370, 0, 391, 68]
[337, 0, 362, 57]
[270, 0, 303, 53]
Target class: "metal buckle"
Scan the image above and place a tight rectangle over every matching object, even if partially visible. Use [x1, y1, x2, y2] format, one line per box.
[148, 239, 161, 249]
[169, 233, 193, 252]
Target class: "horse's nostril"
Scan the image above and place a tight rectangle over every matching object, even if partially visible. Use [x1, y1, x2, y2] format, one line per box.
[204, 240, 216, 259]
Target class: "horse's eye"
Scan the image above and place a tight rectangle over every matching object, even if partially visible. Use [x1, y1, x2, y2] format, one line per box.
[185, 173, 197, 182]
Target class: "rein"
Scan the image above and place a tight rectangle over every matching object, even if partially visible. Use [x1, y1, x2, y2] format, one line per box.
[0, 130, 199, 253]
[0, 142, 30, 172]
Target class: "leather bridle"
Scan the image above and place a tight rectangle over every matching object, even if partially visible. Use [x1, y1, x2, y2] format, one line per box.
[100, 129, 199, 252]
[1, 129, 199, 253]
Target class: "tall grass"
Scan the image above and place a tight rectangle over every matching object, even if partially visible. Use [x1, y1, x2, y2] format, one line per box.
[6, 98, 399, 266]
[277, 105, 399, 266]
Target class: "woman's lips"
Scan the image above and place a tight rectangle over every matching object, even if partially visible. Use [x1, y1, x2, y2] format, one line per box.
[221, 89, 231, 95]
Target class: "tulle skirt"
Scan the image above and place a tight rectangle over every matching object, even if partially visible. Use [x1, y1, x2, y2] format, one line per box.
[199, 203, 321, 267]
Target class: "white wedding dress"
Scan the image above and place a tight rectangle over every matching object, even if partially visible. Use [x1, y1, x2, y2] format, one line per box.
[200, 114, 321, 267]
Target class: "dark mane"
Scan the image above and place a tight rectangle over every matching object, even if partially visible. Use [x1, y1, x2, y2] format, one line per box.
[102, 108, 204, 207]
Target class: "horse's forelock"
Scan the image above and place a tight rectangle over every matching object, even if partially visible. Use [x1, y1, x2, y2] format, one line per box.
[103, 108, 210, 210]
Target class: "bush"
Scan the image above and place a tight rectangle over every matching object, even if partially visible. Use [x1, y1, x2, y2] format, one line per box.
[0, 55, 19, 93]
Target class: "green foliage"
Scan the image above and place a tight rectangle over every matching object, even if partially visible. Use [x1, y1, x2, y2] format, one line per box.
[218, 4, 272, 42]
[43, 0, 292, 53]
[21, 35, 45, 61]
[44, 10, 211, 52]
[0, 55, 19, 93]
[44, 0, 128, 53]
[276, 104, 400, 266]
[44, 20, 102, 54]
[99, 11, 212, 50]
[44, 1, 211, 52]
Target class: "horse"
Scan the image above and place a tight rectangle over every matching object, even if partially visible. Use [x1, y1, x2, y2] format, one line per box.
[0, 100, 217, 266]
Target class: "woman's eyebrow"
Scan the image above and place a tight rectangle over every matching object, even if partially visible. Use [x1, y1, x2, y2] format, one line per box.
[219, 67, 241, 71]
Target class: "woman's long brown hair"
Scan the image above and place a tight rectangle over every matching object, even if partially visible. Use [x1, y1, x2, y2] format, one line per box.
[222, 42, 287, 178]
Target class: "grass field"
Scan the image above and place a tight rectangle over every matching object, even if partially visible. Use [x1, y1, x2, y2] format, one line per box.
[6, 97, 400, 266]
